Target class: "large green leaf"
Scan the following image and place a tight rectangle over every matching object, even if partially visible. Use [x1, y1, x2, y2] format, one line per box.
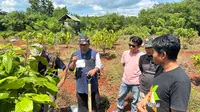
[17, 66, 26, 74]
[24, 93, 37, 97]
[44, 82, 58, 92]
[0, 79, 25, 90]
[31, 94, 52, 103]
[45, 76, 56, 85]
[15, 97, 33, 112]
[25, 93, 53, 103]
[29, 59, 38, 72]
[0, 92, 9, 100]
[34, 56, 49, 67]
[32, 94, 56, 107]
[2, 52, 13, 74]
[32, 77, 48, 86]
[22, 77, 37, 83]
[26, 67, 39, 77]
[0, 76, 17, 84]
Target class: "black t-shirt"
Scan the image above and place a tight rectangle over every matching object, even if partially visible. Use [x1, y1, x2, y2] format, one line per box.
[146, 67, 191, 112]
[139, 54, 161, 94]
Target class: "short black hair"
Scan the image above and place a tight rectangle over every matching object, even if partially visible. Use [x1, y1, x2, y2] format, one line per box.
[129, 36, 143, 46]
[152, 34, 180, 60]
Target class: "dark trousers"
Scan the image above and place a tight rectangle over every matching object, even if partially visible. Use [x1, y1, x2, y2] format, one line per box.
[40, 104, 54, 112]
[77, 92, 98, 112]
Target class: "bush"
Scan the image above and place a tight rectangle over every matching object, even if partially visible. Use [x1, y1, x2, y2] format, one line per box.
[92, 28, 119, 54]
[0, 31, 16, 39]
[192, 54, 200, 73]
[119, 25, 150, 38]
[174, 28, 198, 44]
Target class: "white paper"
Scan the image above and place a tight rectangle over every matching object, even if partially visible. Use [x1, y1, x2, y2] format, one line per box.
[76, 60, 85, 68]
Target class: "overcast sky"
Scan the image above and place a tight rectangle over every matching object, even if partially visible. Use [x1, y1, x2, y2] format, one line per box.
[0, 0, 181, 16]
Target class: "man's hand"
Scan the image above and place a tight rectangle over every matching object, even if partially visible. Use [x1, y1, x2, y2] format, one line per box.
[72, 55, 78, 63]
[57, 81, 64, 89]
[69, 55, 78, 70]
[137, 99, 148, 112]
[88, 68, 99, 76]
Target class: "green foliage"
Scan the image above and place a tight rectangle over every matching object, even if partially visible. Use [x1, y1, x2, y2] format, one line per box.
[192, 54, 200, 73]
[0, 11, 27, 31]
[0, 9, 7, 15]
[0, 44, 58, 112]
[15, 23, 73, 45]
[0, 14, 6, 31]
[138, 0, 200, 35]
[82, 29, 97, 38]
[27, 0, 54, 17]
[55, 31, 73, 45]
[0, 31, 16, 39]
[80, 13, 125, 32]
[47, 17, 63, 33]
[174, 28, 198, 43]
[53, 7, 68, 19]
[92, 28, 119, 54]
[1, 0, 200, 45]
[119, 25, 150, 38]
[15, 97, 33, 112]
[188, 88, 200, 112]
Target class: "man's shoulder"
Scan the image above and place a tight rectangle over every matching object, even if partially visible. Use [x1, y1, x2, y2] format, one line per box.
[73, 50, 81, 55]
[123, 50, 130, 54]
[174, 67, 190, 82]
[91, 49, 98, 54]
[140, 54, 147, 58]
[158, 67, 190, 82]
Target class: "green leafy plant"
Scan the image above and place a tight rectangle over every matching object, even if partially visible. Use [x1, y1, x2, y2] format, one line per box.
[0, 44, 58, 112]
[192, 54, 200, 73]
[92, 28, 119, 54]
[0, 31, 16, 39]
[174, 28, 198, 44]
[118, 25, 150, 38]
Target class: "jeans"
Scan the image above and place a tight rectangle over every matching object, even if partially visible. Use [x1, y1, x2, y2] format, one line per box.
[139, 91, 146, 102]
[117, 82, 140, 112]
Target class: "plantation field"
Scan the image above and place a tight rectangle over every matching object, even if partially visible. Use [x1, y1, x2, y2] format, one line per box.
[4, 37, 200, 112]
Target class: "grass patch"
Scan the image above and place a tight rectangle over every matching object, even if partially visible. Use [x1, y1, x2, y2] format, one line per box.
[188, 87, 200, 112]
[105, 59, 123, 84]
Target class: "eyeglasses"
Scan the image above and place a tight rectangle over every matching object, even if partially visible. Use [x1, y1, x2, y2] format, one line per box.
[128, 43, 136, 48]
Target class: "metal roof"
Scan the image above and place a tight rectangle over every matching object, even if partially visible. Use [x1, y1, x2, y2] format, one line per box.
[59, 14, 80, 22]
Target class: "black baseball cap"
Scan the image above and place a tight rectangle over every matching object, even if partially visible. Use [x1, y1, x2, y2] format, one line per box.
[78, 36, 90, 44]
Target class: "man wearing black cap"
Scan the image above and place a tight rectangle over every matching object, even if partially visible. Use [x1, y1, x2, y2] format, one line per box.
[139, 37, 162, 100]
[68, 36, 102, 112]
